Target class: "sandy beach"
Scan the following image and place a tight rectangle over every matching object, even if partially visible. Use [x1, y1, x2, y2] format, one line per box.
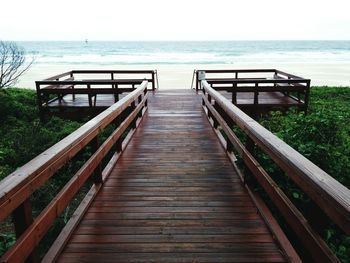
[18, 63, 350, 89]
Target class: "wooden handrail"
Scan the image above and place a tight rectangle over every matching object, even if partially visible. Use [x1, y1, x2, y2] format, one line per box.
[37, 79, 148, 86]
[196, 69, 277, 74]
[202, 80, 349, 232]
[0, 80, 147, 220]
[205, 78, 309, 84]
[276, 69, 306, 79]
[205, 85, 307, 93]
[71, 69, 156, 74]
[44, 71, 72, 81]
[196, 69, 311, 114]
[0, 81, 148, 263]
[39, 88, 140, 95]
[36, 70, 157, 119]
[202, 80, 349, 262]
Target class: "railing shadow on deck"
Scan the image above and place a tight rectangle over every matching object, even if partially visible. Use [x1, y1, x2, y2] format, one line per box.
[0, 81, 149, 263]
[201, 80, 350, 263]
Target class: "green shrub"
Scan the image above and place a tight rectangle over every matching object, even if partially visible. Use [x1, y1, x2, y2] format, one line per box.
[0, 88, 81, 180]
[258, 86, 350, 262]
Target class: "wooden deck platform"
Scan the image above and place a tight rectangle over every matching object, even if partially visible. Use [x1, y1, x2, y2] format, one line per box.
[48, 91, 300, 107]
[56, 90, 288, 263]
[46, 91, 302, 117]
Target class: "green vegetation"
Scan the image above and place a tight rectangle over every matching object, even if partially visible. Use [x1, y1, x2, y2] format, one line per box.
[0, 88, 82, 179]
[256, 86, 350, 262]
[0, 88, 83, 257]
[260, 87, 350, 187]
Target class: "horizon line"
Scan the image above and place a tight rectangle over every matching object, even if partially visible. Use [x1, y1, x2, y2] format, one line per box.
[6, 39, 350, 42]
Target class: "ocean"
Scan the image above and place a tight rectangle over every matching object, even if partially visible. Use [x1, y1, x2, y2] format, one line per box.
[19, 41, 350, 65]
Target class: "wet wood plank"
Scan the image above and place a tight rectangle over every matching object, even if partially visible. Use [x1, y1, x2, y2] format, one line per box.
[56, 90, 287, 263]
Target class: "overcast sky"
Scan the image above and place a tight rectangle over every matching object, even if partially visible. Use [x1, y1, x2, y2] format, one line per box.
[1, 0, 350, 41]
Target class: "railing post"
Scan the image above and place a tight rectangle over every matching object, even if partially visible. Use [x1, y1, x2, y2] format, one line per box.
[254, 83, 259, 105]
[114, 84, 119, 103]
[232, 83, 237, 104]
[138, 94, 143, 118]
[287, 76, 291, 97]
[202, 85, 205, 106]
[144, 88, 148, 107]
[212, 101, 219, 129]
[196, 71, 199, 91]
[12, 199, 38, 263]
[243, 137, 255, 186]
[304, 80, 311, 114]
[87, 84, 92, 107]
[91, 136, 103, 184]
[151, 71, 155, 91]
[35, 82, 44, 121]
[70, 72, 75, 101]
[131, 101, 137, 129]
[112, 109, 123, 153]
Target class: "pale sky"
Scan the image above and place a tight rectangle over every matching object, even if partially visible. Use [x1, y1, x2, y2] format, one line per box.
[1, 0, 350, 41]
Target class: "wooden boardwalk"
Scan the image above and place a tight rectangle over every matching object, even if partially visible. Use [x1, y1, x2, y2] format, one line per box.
[46, 91, 300, 108]
[56, 90, 288, 263]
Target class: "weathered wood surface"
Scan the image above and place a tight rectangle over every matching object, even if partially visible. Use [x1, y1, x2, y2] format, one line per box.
[202, 81, 350, 235]
[0, 82, 148, 263]
[194, 69, 310, 114]
[56, 90, 288, 263]
[202, 81, 349, 262]
[46, 91, 299, 108]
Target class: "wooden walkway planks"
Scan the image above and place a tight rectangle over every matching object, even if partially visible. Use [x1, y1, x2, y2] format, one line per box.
[47, 91, 300, 108]
[56, 90, 287, 263]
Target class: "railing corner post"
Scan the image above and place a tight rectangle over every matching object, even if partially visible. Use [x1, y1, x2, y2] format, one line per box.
[151, 71, 155, 91]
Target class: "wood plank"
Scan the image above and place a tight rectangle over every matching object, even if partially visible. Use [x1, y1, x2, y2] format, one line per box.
[202, 80, 350, 234]
[57, 252, 285, 263]
[54, 90, 289, 263]
[70, 233, 274, 243]
[0, 81, 148, 222]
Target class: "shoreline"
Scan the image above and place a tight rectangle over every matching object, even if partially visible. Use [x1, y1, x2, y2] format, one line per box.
[18, 63, 350, 89]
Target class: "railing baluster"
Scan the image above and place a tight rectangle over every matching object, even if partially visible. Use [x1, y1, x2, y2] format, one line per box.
[91, 136, 103, 184]
[87, 84, 92, 107]
[151, 71, 155, 90]
[131, 101, 137, 129]
[201, 80, 349, 262]
[12, 199, 38, 263]
[70, 72, 75, 101]
[232, 83, 237, 104]
[254, 83, 259, 105]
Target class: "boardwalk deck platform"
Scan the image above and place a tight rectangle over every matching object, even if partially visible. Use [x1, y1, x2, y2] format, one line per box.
[55, 90, 290, 263]
[36, 69, 310, 119]
[45, 91, 301, 110]
[1, 71, 349, 263]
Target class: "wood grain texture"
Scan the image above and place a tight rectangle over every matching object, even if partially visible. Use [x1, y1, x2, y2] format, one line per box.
[202, 81, 350, 235]
[56, 90, 287, 263]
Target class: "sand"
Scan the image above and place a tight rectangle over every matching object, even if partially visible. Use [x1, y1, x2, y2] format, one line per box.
[17, 63, 350, 89]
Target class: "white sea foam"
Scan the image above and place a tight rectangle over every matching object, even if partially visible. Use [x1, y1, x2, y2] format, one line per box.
[22, 41, 350, 65]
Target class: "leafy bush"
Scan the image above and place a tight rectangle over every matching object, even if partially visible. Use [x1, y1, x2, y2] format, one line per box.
[258, 86, 350, 262]
[0, 88, 82, 180]
[260, 87, 350, 187]
[0, 88, 83, 257]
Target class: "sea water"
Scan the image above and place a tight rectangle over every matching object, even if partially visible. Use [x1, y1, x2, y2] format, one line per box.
[19, 41, 350, 65]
